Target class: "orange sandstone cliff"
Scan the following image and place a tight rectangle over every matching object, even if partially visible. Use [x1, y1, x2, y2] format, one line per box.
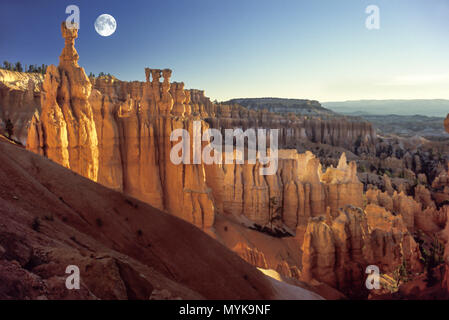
[27, 23, 215, 230]
[0, 69, 43, 144]
[25, 22, 371, 237]
[28, 23, 99, 181]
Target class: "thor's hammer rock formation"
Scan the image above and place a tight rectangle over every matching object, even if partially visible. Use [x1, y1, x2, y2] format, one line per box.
[28, 22, 99, 181]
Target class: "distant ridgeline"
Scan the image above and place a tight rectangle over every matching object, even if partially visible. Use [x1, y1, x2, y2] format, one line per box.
[225, 98, 336, 117]
[323, 99, 449, 118]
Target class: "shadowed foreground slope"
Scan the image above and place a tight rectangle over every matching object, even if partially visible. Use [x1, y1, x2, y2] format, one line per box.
[0, 136, 279, 300]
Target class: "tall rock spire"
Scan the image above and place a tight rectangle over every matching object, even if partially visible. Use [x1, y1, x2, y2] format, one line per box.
[59, 22, 80, 68]
[27, 22, 99, 181]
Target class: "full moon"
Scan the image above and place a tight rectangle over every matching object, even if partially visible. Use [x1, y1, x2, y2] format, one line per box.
[94, 14, 117, 37]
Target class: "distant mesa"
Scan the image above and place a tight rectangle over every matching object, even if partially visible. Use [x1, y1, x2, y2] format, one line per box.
[225, 98, 335, 116]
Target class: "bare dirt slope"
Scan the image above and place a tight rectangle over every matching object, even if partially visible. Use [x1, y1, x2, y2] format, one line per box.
[0, 136, 277, 300]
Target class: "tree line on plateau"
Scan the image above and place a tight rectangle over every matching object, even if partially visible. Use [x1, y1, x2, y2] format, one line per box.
[1, 61, 47, 74]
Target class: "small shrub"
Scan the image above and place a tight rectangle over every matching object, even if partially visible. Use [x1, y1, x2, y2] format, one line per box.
[96, 218, 103, 227]
[125, 199, 138, 209]
[32, 218, 41, 232]
[440, 200, 449, 207]
[43, 214, 54, 221]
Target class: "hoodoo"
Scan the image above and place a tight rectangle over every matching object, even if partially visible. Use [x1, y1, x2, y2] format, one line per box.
[28, 22, 99, 181]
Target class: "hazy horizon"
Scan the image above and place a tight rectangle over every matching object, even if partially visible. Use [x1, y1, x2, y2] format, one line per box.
[322, 99, 449, 117]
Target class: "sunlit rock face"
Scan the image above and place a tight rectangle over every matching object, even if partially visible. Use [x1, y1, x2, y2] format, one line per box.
[88, 69, 215, 230]
[207, 150, 364, 239]
[26, 23, 215, 230]
[27, 25, 215, 229]
[27, 23, 99, 181]
[22, 22, 373, 234]
[301, 204, 422, 297]
[21, 20, 377, 235]
[0, 69, 43, 144]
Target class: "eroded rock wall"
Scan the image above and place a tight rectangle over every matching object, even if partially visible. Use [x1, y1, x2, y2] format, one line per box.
[204, 102, 376, 154]
[301, 204, 422, 297]
[27, 23, 99, 182]
[207, 150, 364, 237]
[0, 69, 43, 144]
[22, 21, 374, 234]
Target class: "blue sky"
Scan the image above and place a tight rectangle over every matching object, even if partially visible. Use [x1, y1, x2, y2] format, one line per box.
[1, 0, 449, 102]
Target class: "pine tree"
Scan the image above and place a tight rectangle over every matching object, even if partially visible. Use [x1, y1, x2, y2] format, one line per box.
[15, 61, 23, 72]
[3, 61, 12, 70]
[5, 119, 14, 139]
[268, 197, 282, 229]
